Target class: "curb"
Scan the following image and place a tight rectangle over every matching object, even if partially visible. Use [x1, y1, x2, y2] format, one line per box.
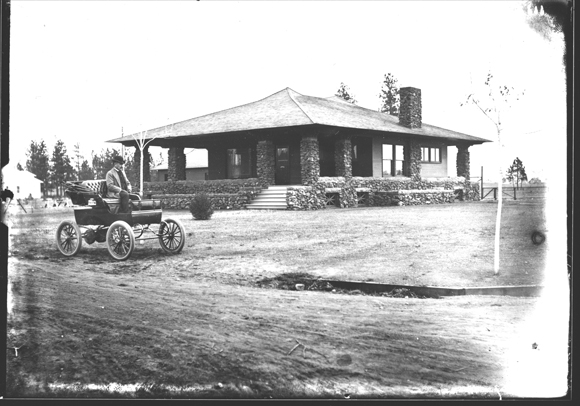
[318, 279, 543, 298]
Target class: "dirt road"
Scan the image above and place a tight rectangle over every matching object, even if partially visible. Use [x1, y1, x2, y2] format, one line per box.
[6, 253, 568, 399]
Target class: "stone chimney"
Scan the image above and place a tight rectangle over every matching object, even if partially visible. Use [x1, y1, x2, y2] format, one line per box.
[399, 87, 422, 129]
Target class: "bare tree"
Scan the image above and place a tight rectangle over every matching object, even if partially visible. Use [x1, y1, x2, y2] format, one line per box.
[462, 72, 523, 275]
[130, 124, 173, 196]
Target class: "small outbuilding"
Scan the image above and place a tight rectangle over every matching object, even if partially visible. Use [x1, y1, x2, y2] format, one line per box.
[1, 165, 44, 200]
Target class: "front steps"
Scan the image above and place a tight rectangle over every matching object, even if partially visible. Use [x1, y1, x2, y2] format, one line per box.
[246, 185, 289, 210]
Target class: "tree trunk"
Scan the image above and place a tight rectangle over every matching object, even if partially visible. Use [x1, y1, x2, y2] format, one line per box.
[494, 136, 502, 275]
[140, 149, 144, 197]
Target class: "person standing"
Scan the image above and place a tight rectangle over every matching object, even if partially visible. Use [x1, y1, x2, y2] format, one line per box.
[106, 156, 135, 213]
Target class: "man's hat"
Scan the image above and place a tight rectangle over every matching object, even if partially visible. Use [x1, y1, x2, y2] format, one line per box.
[112, 156, 125, 165]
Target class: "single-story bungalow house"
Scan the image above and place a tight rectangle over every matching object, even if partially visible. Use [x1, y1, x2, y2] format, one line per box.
[108, 87, 490, 209]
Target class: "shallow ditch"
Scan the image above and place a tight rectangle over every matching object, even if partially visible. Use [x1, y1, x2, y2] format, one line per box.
[255, 272, 439, 299]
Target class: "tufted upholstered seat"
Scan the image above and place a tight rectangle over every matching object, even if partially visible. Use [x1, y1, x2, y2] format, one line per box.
[82, 180, 109, 196]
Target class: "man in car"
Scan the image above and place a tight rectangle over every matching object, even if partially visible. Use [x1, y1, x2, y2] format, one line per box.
[106, 156, 135, 213]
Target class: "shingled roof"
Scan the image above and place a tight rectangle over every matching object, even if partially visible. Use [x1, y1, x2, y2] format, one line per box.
[108, 88, 489, 145]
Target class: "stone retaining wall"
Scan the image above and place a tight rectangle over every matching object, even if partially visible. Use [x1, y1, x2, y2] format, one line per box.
[145, 179, 262, 195]
[145, 179, 263, 210]
[316, 176, 479, 209]
[152, 193, 250, 210]
[286, 185, 326, 210]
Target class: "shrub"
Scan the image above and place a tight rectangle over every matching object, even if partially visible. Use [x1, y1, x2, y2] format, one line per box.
[189, 193, 214, 220]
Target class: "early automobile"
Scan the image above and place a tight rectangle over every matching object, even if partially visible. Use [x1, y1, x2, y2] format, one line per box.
[56, 180, 185, 260]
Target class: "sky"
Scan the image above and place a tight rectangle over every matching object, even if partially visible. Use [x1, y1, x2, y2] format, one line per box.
[7, 0, 566, 182]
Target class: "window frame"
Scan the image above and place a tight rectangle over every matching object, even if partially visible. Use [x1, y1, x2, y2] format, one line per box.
[226, 147, 252, 179]
[421, 146, 442, 163]
[382, 143, 406, 177]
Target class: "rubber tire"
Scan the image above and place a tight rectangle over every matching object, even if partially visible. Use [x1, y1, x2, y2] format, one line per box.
[55, 220, 83, 257]
[106, 220, 135, 261]
[158, 218, 186, 254]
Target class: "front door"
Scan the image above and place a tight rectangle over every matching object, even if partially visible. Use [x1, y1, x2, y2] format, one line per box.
[275, 146, 290, 185]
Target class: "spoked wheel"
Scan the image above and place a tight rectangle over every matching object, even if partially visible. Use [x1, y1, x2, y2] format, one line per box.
[106, 220, 135, 261]
[158, 218, 186, 254]
[55, 220, 83, 256]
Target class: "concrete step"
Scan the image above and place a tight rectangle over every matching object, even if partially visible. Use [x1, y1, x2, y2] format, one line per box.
[256, 197, 286, 201]
[247, 203, 287, 210]
[247, 186, 291, 210]
[258, 191, 287, 197]
[247, 200, 287, 206]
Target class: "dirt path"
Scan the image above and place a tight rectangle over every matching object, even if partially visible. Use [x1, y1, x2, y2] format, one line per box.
[6, 255, 568, 399]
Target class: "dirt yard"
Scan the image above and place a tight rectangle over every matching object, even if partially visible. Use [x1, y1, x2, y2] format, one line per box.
[3, 201, 570, 398]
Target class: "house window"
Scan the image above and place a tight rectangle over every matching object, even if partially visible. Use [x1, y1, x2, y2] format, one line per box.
[382, 144, 405, 176]
[421, 147, 441, 163]
[352, 144, 358, 162]
[164, 174, 168, 181]
[17, 186, 20, 193]
[227, 148, 251, 179]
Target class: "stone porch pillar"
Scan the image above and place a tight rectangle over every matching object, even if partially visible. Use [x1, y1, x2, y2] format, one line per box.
[257, 139, 275, 186]
[407, 140, 422, 180]
[456, 145, 470, 180]
[300, 135, 320, 185]
[334, 135, 352, 180]
[133, 146, 151, 189]
[168, 147, 186, 181]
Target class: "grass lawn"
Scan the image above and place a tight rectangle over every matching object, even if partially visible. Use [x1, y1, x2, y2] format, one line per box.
[6, 200, 548, 288]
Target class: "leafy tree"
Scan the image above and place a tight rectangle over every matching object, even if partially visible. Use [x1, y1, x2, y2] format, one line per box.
[506, 157, 528, 189]
[462, 72, 523, 275]
[78, 159, 94, 181]
[92, 148, 121, 180]
[25, 140, 50, 198]
[378, 73, 400, 115]
[124, 147, 154, 192]
[50, 139, 75, 197]
[73, 142, 83, 180]
[335, 82, 357, 105]
[16, 162, 24, 171]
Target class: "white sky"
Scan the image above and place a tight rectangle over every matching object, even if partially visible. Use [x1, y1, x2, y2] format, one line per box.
[8, 0, 566, 181]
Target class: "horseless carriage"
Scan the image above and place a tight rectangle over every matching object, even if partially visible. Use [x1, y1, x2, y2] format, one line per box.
[56, 180, 186, 260]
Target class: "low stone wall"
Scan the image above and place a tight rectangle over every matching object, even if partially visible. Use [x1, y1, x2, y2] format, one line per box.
[368, 190, 455, 206]
[316, 176, 479, 209]
[145, 179, 263, 210]
[152, 193, 250, 210]
[145, 179, 262, 195]
[286, 185, 326, 210]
